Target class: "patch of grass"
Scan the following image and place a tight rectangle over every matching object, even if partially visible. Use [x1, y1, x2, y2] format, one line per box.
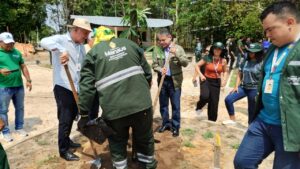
[35, 139, 50, 146]
[181, 128, 196, 137]
[37, 155, 60, 167]
[183, 140, 195, 148]
[202, 130, 214, 140]
[230, 143, 240, 149]
[229, 69, 238, 88]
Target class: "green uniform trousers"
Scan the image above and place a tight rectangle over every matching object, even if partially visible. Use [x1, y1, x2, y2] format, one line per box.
[107, 108, 157, 169]
[0, 144, 10, 169]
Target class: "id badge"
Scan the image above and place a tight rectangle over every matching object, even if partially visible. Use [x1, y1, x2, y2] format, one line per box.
[264, 79, 274, 94]
[76, 63, 81, 71]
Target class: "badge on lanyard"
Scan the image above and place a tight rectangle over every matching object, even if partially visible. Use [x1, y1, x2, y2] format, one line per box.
[264, 79, 274, 93]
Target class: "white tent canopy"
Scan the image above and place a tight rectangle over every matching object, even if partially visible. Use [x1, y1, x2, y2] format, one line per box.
[70, 15, 173, 28]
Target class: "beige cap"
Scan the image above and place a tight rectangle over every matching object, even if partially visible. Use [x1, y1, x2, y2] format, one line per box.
[67, 18, 92, 32]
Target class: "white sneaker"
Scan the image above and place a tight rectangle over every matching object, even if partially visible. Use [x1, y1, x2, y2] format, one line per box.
[222, 120, 237, 125]
[16, 129, 29, 137]
[195, 109, 203, 116]
[2, 133, 13, 142]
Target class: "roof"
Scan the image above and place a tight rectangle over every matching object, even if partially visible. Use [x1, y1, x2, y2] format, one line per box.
[70, 15, 173, 28]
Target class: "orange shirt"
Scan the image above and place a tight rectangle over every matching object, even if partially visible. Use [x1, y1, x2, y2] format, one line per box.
[204, 57, 224, 79]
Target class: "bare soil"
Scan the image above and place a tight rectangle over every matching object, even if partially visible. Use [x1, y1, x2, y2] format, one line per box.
[2, 51, 273, 169]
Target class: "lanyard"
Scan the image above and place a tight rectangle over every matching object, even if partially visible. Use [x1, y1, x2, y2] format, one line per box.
[213, 57, 220, 77]
[270, 33, 300, 76]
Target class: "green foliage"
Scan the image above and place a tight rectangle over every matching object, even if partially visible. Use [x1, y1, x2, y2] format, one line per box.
[230, 143, 240, 150]
[181, 128, 197, 137]
[0, 0, 47, 42]
[183, 140, 195, 148]
[121, 5, 151, 40]
[202, 130, 214, 140]
[119, 27, 138, 39]
[37, 155, 60, 167]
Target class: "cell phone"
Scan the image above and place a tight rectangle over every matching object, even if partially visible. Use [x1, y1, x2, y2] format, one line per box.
[9, 69, 19, 73]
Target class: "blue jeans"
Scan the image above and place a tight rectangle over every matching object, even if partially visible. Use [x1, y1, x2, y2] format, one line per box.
[225, 86, 257, 124]
[159, 77, 181, 129]
[234, 118, 300, 169]
[0, 86, 25, 134]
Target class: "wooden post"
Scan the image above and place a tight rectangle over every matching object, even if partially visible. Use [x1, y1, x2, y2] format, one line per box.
[214, 132, 221, 169]
[114, 27, 118, 38]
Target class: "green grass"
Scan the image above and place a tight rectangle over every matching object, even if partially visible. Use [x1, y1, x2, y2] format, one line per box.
[202, 130, 214, 140]
[35, 138, 50, 146]
[37, 155, 60, 167]
[181, 128, 196, 137]
[183, 140, 195, 148]
[230, 143, 240, 150]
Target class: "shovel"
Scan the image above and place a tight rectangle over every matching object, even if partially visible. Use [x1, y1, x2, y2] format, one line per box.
[63, 64, 102, 168]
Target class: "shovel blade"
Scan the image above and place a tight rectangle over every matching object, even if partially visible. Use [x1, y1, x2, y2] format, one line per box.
[88, 158, 102, 169]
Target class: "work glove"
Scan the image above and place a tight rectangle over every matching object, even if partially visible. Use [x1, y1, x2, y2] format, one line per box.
[77, 114, 89, 131]
[78, 116, 116, 144]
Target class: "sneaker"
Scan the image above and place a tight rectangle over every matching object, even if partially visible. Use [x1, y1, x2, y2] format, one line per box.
[222, 120, 237, 125]
[2, 133, 13, 142]
[16, 129, 29, 137]
[195, 109, 205, 117]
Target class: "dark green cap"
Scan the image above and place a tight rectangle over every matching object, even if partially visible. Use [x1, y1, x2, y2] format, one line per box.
[213, 42, 224, 49]
[246, 43, 263, 53]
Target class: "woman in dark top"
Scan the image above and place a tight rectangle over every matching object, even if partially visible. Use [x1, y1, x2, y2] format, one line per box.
[223, 43, 263, 125]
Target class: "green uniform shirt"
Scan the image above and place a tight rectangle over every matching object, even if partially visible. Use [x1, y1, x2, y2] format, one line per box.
[0, 48, 24, 87]
[0, 143, 10, 169]
[79, 38, 152, 120]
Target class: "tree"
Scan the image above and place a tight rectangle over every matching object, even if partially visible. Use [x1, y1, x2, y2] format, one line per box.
[0, 0, 48, 42]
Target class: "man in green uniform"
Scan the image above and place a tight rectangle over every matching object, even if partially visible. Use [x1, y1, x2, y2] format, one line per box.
[0, 32, 32, 142]
[78, 27, 157, 169]
[0, 118, 10, 169]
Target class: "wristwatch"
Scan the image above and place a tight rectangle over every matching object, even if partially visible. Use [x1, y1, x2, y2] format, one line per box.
[27, 79, 32, 83]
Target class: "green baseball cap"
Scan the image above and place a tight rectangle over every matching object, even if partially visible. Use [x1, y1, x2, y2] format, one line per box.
[213, 42, 224, 49]
[246, 43, 263, 53]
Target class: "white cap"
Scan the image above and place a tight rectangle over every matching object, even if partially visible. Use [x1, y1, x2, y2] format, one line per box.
[0, 32, 15, 44]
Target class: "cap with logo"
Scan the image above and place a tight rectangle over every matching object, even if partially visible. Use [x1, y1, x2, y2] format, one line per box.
[0, 32, 15, 44]
[67, 18, 92, 32]
[246, 43, 263, 53]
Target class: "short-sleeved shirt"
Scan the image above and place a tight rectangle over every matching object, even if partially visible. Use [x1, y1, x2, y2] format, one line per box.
[204, 55, 224, 79]
[239, 60, 262, 89]
[258, 44, 289, 125]
[0, 48, 24, 87]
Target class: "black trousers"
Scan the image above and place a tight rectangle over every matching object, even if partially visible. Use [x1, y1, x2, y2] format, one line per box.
[88, 92, 99, 120]
[196, 78, 221, 121]
[53, 85, 78, 154]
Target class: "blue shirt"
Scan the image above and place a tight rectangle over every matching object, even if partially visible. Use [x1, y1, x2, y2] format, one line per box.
[40, 33, 86, 92]
[258, 44, 289, 125]
[164, 47, 171, 76]
[239, 60, 262, 89]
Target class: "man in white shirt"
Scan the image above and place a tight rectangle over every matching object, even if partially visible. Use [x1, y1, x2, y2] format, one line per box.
[40, 18, 91, 161]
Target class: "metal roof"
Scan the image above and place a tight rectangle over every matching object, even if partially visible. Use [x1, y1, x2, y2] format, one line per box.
[70, 15, 173, 28]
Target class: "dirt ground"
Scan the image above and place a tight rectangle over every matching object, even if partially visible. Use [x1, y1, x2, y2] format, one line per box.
[2, 51, 273, 169]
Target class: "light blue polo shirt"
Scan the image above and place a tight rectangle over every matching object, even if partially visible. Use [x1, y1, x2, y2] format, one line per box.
[258, 44, 290, 125]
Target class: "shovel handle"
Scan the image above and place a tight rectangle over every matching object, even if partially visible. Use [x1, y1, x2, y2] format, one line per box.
[64, 65, 79, 105]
